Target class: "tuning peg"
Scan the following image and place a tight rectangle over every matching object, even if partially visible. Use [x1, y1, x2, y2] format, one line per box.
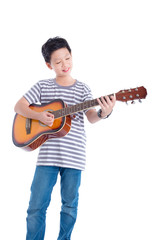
[131, 100, 135, 104]
[139, 99, 142, 103]
[126, 101, 128, 105]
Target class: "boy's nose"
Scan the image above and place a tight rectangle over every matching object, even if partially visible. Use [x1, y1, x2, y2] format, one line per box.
[62, 60, 68, 68]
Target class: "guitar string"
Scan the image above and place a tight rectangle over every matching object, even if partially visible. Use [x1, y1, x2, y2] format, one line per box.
[52, 95, 114, 119]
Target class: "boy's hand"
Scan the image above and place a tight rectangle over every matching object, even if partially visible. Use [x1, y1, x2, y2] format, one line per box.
[97, 94, 116, 118]
[38, 111, 54, 127]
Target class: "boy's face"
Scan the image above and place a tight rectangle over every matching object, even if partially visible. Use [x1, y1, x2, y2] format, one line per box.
[46, 48, 72, 77]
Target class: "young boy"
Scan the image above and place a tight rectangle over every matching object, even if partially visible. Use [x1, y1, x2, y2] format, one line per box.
[14, 37, 116, 240]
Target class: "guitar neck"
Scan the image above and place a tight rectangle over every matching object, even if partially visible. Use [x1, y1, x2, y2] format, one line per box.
[51, 86, 147, 119]
[53, 94, 113, 119]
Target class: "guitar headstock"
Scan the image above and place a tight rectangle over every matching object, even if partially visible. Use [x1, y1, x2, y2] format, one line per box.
[116, 86, 147, 103]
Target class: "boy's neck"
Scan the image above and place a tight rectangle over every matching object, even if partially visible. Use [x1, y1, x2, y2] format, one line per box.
[55, 76, 76, 86]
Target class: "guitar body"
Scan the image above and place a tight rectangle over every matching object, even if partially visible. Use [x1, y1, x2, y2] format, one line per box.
[12, 99, 71, 151]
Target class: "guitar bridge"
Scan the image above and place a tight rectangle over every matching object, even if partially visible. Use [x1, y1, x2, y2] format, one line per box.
[26, 118, 32, 134]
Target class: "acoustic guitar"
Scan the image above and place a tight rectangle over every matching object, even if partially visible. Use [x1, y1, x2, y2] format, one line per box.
[12, 86, 147, 151]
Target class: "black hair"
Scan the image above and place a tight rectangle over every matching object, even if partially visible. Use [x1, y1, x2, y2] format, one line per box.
[42, 36, 71, 63]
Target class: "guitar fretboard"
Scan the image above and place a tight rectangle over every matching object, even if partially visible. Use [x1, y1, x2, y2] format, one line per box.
[52, 95, 113, 119]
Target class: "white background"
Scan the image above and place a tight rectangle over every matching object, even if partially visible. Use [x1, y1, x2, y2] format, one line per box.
[0, 0, 160, 239]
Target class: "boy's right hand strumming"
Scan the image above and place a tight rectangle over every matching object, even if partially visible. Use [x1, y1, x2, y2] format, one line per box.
[14, 96, 54, 127]
[38, 111, 54, 127]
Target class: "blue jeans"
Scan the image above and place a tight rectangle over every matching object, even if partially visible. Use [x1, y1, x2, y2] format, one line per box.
[26, 166, 81, 240]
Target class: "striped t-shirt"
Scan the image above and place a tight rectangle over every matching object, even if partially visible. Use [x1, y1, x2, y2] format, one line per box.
[24, 78, 94, 170]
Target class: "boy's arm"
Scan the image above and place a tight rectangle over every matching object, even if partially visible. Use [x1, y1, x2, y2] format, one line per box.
[86, 95, 116, 124]
[14, 97, 54, 127]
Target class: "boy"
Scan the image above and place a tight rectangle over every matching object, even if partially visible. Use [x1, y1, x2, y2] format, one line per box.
[14, 37, 116, 240]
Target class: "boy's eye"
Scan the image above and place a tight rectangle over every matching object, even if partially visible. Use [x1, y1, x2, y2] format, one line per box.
[66, 57, 70, 60]
[56, 61, 61, 64]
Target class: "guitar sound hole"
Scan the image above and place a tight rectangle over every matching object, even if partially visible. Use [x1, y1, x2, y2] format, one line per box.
[39, 121, 48, 127]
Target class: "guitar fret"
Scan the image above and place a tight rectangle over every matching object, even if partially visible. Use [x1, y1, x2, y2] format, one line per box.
[88, 101, 91, 107]
[91, 99, 96, 106]
[61, 108, 66, 116]
[65, 107, 68, 116]
[71, 105, 75, 113]
[76, 104, 80, 111]
[83, 101, 88, 109]
[53, 98, 100, 119]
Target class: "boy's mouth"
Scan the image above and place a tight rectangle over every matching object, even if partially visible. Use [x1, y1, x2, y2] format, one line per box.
[63, 68, 70, 73]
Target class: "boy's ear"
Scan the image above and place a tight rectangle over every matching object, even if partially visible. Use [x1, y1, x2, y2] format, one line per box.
[46, 62, 53, 70]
